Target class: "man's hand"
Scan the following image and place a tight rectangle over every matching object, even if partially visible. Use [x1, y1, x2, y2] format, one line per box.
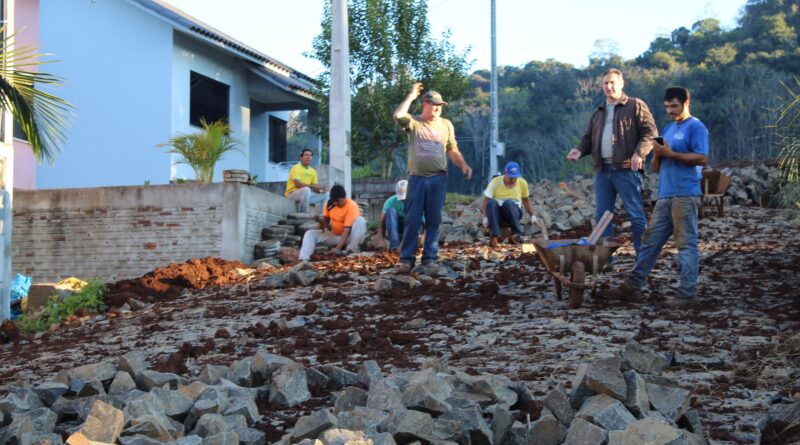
[567, 148, 582, 161]
[654, 139, 673, 159]
[462, 165, 473, 180]
[409, 82, 423, 99]
[331, 248, 345, 256]
[529, 214, 540, 226]
[631, 153, 643, 171]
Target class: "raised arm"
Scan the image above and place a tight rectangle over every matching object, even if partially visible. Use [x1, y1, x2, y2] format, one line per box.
[394, 83, 423, 121]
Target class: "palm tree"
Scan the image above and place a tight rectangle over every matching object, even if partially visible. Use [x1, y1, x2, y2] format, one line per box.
[160, 118, 242, 183]
[0, 24, 73, 321]
[774, 79, 800, 211]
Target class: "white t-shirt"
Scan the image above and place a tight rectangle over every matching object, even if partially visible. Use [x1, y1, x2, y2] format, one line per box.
[601, 102, 616, 160]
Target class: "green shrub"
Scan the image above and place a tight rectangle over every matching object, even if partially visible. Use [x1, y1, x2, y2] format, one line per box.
[18, 279, 107, 333]
[352, 165, 381, 179]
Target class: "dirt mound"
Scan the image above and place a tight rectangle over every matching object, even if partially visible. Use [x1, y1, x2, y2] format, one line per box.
[104, 257, 248, 308]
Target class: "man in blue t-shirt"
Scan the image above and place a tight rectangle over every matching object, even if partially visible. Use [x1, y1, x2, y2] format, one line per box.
[376, 180, 409, 251]
[605, 87, 709, 305]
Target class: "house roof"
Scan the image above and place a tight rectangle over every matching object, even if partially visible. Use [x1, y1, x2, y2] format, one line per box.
[127, 0, 318, 100]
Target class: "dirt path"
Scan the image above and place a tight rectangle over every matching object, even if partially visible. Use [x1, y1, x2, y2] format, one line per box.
[1, 206, 797, 444]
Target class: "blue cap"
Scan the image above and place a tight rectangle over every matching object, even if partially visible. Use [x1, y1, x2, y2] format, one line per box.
[504, 162, 521, 178]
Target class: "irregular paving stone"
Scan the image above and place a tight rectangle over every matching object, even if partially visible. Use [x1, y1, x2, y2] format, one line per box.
[611, 417, 685, 444]
[289, 269, 318, 287]
[139, 370, 182, 391]
[264, 273, 288, 289]
[222, 414, 248, 431]
[191, 413, 230, 438]
[33, 382, 70, 406]
[592, 400, 637, 431]
[646, 381, 690, 422]
[3, 407, 58, 444]
[269, 363, 311, 407]
[573, 357, 627, 403]
[124, 414, 184, 441]
[458, 373, 518, 406]
[70, 361, 118, 384]
[0, 388, 45, 415]
[119, 351, 147, 385]
[563, 418, 608, 445]
[71, 378, 106, 398]
[224, 398, 260, 425]
[439, 402, 492, 445]
[487, 403, 513, 445]
[118, 435, 164, 445]
[366, 378, 405, 413]
[374, 278, 392, 292]
[401, 370, 454, 415]
[543, 384, 574, 426]
[124, 393, 165, 420]
[80, 400, 125, 444]
[19, 431, 64, 445]
[322, 365, 359, 389]
[528, 413, 566, 445]
[623, 370, 650, 418]
[623, 340, 670, 376]
[109, 371, 137, 395]
[336, 406, 390, 434]
[358, 360, 384, 389]
[235, 427, 266, 445]
[202, 431, 239, 445]
[199, 365, 229, 386]
[291, 409, 339, 443]
[151, 387, 194, 420]
[226, 359, 255, 388]
[389, 275, 419, 291]
[678, 409, 705, 438]
[173, 435, 203, 445]
[251, 351, 295, 380]
[333, 386, 368, 414]
[319, 428, 371, 445]
[178, 381, 210, 402]
[305, 367, 330, 391]
[385, 409, 436, 443]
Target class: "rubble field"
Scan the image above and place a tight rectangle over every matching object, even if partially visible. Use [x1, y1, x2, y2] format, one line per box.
[0, 205, 797, 444]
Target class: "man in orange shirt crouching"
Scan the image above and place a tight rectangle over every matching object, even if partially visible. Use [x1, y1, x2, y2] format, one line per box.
[298, 185, 367, 261]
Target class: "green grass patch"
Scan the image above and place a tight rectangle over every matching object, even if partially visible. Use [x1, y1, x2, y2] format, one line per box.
[445, 193, 478, 211]
[18, 279, 107, 333]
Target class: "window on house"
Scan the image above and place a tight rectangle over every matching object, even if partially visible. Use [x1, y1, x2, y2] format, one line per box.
[269, 116, 287, 164]
[13, 117, 28, 142]
[190, 71, 229, 127]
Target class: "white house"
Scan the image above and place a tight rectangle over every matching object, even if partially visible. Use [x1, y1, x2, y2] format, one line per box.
[16, 0, 319, 189]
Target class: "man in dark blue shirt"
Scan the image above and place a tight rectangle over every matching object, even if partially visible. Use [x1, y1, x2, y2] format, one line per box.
[605, 87, 708, 305]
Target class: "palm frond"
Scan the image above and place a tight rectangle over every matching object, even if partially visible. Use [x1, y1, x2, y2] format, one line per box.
[159, 119, 242, 183]
[0, 26, 73, 164]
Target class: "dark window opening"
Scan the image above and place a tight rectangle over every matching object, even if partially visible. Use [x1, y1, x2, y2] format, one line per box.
[269, 116, 287, 163]
[190, 71, 229, 127]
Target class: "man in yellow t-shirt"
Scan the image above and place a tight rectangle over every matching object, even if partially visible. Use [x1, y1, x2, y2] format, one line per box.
[285, 149, 328, 213]
[298, 185, 368, 261]
[480, 162, 537, 247]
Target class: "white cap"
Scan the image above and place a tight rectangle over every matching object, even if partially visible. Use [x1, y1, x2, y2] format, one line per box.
[396, 180, 408, 200]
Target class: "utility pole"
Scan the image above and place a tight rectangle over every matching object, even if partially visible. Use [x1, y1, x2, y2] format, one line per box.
[489, 0, 498, 179]
[329, 0, 352, 194]
[0, 0, 16, 321]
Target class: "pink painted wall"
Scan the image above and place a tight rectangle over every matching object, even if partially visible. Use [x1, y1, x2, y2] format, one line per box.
[12, 0, 39, 190]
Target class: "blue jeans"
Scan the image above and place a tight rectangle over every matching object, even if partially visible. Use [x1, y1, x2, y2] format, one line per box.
[384, 208, 404, 250]
[595, 165, 647, 253]
[487, 199, 523, 237]
[400, 174, 447, 265]
[626, 196, 700, 298]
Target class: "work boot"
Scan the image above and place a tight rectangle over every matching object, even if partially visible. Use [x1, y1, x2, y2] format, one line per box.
[489, 237, 500, 248]
[509, 234, 523, 245]
[602, 283, 642, 303]
[664, 292, 696, 307]
[396, 262, 413, 274]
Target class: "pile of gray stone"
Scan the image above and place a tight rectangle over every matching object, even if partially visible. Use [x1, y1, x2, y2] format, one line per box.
[254, 214, 316, 265]
[719, 164, 784, 207]
[263, 262, 321, 289]
[275, 339, 706, 445]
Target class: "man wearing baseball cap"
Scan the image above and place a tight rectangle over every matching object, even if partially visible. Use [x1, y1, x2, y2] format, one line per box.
[376, 179, 411, 252]
[393, 82, 473, 273]
[481, 161, 538, 247]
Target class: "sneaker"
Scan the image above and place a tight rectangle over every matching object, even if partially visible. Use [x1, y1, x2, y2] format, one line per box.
[396, 262, 413, 274]
[489, 237, 500, 248]
[602, 284, 643, 303]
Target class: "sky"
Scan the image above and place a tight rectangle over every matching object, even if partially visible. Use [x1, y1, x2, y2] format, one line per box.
[164, 0, 747, 77]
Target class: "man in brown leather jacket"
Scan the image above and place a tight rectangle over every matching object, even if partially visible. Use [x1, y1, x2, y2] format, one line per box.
[567, 68, 657, 254]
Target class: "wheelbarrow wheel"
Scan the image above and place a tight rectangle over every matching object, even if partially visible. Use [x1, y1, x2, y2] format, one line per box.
[568, 262, 585, 309]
